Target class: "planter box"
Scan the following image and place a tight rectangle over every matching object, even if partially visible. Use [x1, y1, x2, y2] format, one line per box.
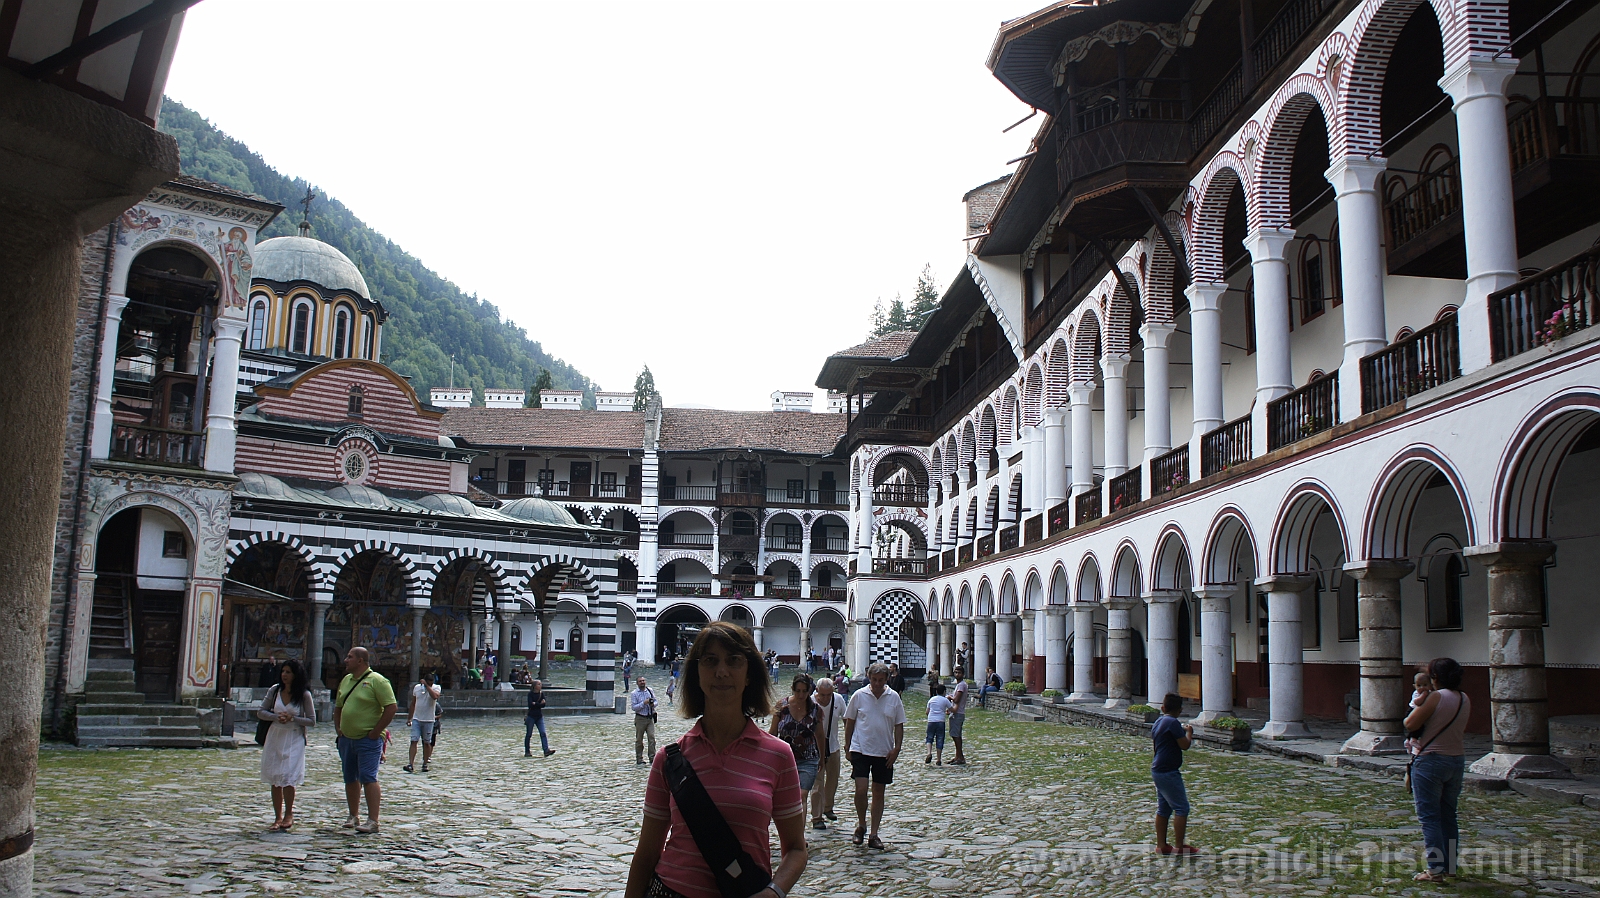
[1127, 710, 1161, 724]
[1195, 724, 1253, 751]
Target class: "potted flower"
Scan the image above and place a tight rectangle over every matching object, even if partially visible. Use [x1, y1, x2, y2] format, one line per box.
[1126, 703, 1161, 724]
[1003, 681, 1027, 696]
[1041, 689, 1065, 704]
[1195, 715, 1253, 750]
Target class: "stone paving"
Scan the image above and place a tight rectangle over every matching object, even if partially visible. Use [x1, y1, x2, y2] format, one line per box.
[35, 681, 1600, 897]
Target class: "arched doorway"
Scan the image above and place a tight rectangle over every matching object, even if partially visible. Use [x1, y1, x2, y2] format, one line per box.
[868, 590, 927, 676]
[93, 506, 192, 702]
[429, 557, 494, 689]
[221, 539, 311, 694]
[656, 604, 709, 662]
[328, 549, 411, 686]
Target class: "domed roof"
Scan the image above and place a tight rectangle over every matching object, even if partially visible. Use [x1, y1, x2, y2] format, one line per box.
[237, 471, 295, 500]
[253, 235, 371, 300]
[323, 484, 391, 508]
[417, 493, 479, 517]
[499, 497, 580, 527]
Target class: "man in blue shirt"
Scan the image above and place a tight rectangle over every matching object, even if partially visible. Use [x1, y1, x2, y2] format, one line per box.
[1151, 692, 1196, 856]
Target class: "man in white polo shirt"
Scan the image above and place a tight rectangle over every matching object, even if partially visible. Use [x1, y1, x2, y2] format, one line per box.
[842, 661, 906, 851]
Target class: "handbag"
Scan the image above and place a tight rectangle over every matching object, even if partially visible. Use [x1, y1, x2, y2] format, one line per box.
[662, 742, 773, 898]
[255, 684, 280, 745]
[1404, 692, 1463, 792]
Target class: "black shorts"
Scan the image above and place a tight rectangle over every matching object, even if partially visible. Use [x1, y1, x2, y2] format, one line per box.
[849, 751, 894, 785]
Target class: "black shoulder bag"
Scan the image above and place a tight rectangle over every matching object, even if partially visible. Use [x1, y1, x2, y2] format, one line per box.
[1405, 692, 1463, 792]
[662, 742, 773, 898]
[255, 684, 281, 745]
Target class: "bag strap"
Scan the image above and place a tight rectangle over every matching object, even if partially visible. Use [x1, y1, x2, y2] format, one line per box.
[1416, 691, 1465, 756]
[335, 670, 373, 710]
[663, 742, 772, 898]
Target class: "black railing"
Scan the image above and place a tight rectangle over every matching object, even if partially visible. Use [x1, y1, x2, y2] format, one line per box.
[1361, 314, 1461, 412]
[1490, 246, 1600, 362]
[1047, 500, 1072, 536]
[110, 424, 203, 468]
[1251, 0, 1333, 84]
[1151, 445, 1189, 495]
[814, 587, 847, 601]
[958, 544, 974, 565]
[1384, 160, 1460, 250]
[1201, 416, 1252, 477]
[1075, 490, 1102, 527]
[872, 483, 928, 506]
[977, 534, 995, 559]
[1190, 64, 1244, 151]
[657, 583, 711, 596]
[941, 550, 956, 571]
[769, 586, 801, 598]
[1109, 468, 1141, 513]
[873, 558, 927, 576]
[660, 532, 714, 548]
[616, 579, 638, 595]
[1024, 515, 1043, 544]
[1267, 373, 1340, 451]
[999, 526, 1019, 552]
[766, 536, 804, 552]
[813, 537, 851, 554]
[661, 484, 716, 503]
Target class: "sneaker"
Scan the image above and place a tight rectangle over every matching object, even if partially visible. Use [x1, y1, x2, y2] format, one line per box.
[402, 764, 414, 773]
[544, 750, 556, 757]
[341, 815, 359, 829]
[355, 818, 380, 834]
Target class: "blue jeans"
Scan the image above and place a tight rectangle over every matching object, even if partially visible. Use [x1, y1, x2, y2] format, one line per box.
[1412, 753, 1464, 873]
[925, 720, 946, 752]
[337, 735, 383, 784]
[1152, 769, 1190, 817]
[795, 755, 819, 792]
[525, 715, 549, 754]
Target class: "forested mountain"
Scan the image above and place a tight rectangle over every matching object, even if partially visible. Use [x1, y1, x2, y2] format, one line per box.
[157, 98, 593, 406]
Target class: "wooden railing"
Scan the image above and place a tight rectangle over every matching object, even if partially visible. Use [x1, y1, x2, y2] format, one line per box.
[999, 526, 1019, 552]
[1384, 159, 1460, 250]
[1109, 468, 1141, 513]
[1267, 373, 1340, 452]
[1075, 490, 1102, 527]
[1047, 500, 1072, 536]
[1251, 0, 1333, 84]
[660, 532, 713, 548]
[766, 536, 804, 552]
[616, 579, 637, 595]
[1201, 416, 1251, 477]
[872, 558, 927, 576]
[769, 586, 801, 598]
[941, 550, 956, 571]
[1361, 313, 1461, 412]
[814, 587, 847, 601]
[958, 544, 974, 565]
[720, 534, 758, 553]
[872, 483, 928, 506]
[1508, 96, 1600, 173]
[1489, 246, 1600, 362]
[110, 424, 203, 468]
[661, 485, 716, 503]
[932, 353, 1013, 434]
[1151, 445, 1189, 495]
[1023, 515, 1043, 544]
[657, 583, 711, 597]
[976, 534, 995, 559]
[813, 537, 851, 554]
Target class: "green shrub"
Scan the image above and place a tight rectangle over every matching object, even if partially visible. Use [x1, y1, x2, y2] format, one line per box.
[1209, 716, 1252, 730]
[1127, 704, 1160, 715]
[1041, 689, 1064, 698]
[1003, 681, 1027, 695]
[552, 654, 573, 663]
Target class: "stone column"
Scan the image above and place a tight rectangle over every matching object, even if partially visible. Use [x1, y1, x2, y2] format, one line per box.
[1341, 560, 1414, 755]
[202, 317, 246, 472]
[409, 606, 427, 687]
[537, 611, 552, 684]
[940, 620, 955, 678]
[798, 627, 810, 667]
[1101, 354, 1131, 479]
[856, 482, 874, 573]
[1256, 574, 1314, 739]
[1020, 611, 1035, 673]
[1193, 587, 1235, 724]
[1141, 322, 1175, 479]
[1440, 55, 1522, 373]
[1043, 607, 1069, 693]
[499, 609, 516, 686]
[1464, 542, 1570, 779]
[923, 624, 937, 679]
[752, 625, 764, 652]
[954, 618, 973, 677]
[1042, 410, 1068, 511]
[1186, 282, 1227, 482]
[1068, 603, 1098, 702]
[973, 616, 992, 683]
[308, 599, 332, 686]
[799, 535, 812, 598]
[1144, 590, 1182, 705]
[1327, 156, 1390, 422]
[1069, 384, 1095, 495]
[994, 614, 1017, 682]
[89, 293, 131, 460]
[852, 618, 870, 671]
[1103, 599, 1136, 710]
[1245, 228, 1297, 457]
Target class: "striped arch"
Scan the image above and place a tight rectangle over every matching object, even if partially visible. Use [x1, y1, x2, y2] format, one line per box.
[928, 590, 943, 622]
[430, 546, 511, 590]
[943, 435, 960, 480]
[1075, 553, 1103, 604]
[1270, 481, 1350, 576]
[941, 586, 956, 620]
[1070, 310, 1102, 385]
[958, 582, 974, 619]
[1339, 0, 1469, 158]
[1492, 390, 1600, 541]
[978, 404, 998, 458]
[1023, 568, 1044, 611]
[998, 571, 1020, 616]
[1203, 506, 1259, 585]
[976, 577, 995, 617]
[1000, 387, 1019, 444]
[1191, 152, 1254, 283]
[1023, 362, 1045, 424]
[1150, 523, 1194, 591]
[1045, 338, 1072, 408]
[333, 540, 423, 603]
[227, 531, 323, 591]
[960, 419, 977, 467]
[523, 554, 601, 609]
[1364, 445, 1477, 559]
[1255, 74, 1338, 230]
[1110, 540, 1143, 598]
[1047, 562, 1071, 605]
[1146, 228, 1182, 325]
[1103, 281, 1137, 357]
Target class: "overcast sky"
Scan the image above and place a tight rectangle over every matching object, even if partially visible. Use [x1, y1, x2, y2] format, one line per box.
[166, 1, 1039, 410]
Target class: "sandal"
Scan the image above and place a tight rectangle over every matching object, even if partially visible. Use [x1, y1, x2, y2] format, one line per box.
[867, 836, 886, 850]
[1414, 871, 1449, 882]
[851, 826, 865, 845]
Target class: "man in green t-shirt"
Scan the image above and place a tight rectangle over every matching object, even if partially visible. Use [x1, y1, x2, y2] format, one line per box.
[333, 646, 397, 833]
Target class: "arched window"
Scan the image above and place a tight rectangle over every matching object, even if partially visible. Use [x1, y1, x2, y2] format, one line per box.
[247, 299, 268, 350]
[1298, 235, 1330, 322]
[362, 316, 375, 360]
[290, 301, 313, 355]
[1421, 535, 1466, 631]
[333, 306, 352, 360]
[348, 384, 364, 417]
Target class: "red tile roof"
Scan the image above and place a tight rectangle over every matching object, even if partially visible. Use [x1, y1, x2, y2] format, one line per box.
[659, 408, 844, 455]
[828, 330, 919, 360]
[442, 408, 647, 450]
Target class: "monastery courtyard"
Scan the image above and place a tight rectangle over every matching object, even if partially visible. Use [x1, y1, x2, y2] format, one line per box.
[34, 676, 1599, 898]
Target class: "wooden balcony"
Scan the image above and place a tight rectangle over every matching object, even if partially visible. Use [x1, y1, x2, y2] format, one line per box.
[1075, 490, 1102, 527]
[1490, 246, 1600, 363]
[1201, 416, 1251, 478]
[717, 490, 764, 508]
[109, 424, 203, 469]
[1047, 500, 1071, 536]
[720, 534, 758, 553]
[872, 483, 928, 507]
[661, 485, 716, 504]
[1151, 445, 1189, 496]
[1361, 313, 1461, 413]
[1023, 515, 1043, 544]
[1383, 159, 1462, 277]
[1109, 467, 1141, 514]
[941, 549, 956, 571]
[958, 544, 974, 565]
[1267, 373, 1339, 452]
[998, 526, 1019, 553]
[766, 536, 804, 552]
[976, 534, 995, 559]
[616, 579, 637, 595]
[660, 532, 713, 549]
[769, 586, 801, 599]
[814, 587, 847, 601]
[812, 537, 851, 555]
[657, 583, 711, 597]
[765, 487, 849, 508]
[872, 558, 928, 576]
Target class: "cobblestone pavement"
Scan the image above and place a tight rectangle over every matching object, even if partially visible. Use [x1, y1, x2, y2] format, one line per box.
[36, 686, 1600, 897]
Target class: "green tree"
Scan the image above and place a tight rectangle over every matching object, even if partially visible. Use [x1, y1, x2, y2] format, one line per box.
[633, 366, 657, 410]
[909, 264, 941, 322]
[529, 368, 554, 407]
[885, 293, 910, 331]
[868, 297, 886, 338]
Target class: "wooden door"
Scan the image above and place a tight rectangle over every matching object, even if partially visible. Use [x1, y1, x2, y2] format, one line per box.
[570, 462, 592, 498]
[133, 591, 184, 702]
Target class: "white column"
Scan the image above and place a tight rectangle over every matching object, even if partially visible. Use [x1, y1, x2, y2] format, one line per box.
[1440, 55, 1522, 374]
[1141, 322, 1175, 465]
[752, 625, 764, 651]
[1192, 587, 1235, 724]
[856, 482, 874, 573]
[994, 614, 1017, 682]
[1327, 155, 1391, 422]
[1101, 354, 1130, 479]
[1144, 590, 1182, 706]
[974, 458, 993, 536]
[202, 318, 246, 473]
[1069, 384, 1094, 495]
[89, 293, 131, 460]
[799, 533, 811, 598]
[1186, 282, 1227, 481]
[924, 623, 938, 678]
[1042, 411, 1067, 510]
[940, 619, 955, 677]
[973, 616, 992, 683]
[1043, 607, 1068, 693]
[1020, 611, 1036, 683]
[852, 618, 870, 670]
[1256, 574, 1314, 739]
[1245, 228, 1296, 457]
[1103, 599, 1135, 710]
[1068, 603, 1098, 701]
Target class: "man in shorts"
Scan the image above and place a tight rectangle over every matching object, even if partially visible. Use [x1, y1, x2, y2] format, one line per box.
[948, 666, 970, 765]
[1151, 692, 1197, 855]
[334, 647, 397, 833]
[843, 661, 906, 850]
[404, 672, 441, 773]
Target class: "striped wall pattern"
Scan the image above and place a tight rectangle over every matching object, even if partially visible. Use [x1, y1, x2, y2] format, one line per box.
[234, 438, 454, 494]
[255, 363, 440, 441]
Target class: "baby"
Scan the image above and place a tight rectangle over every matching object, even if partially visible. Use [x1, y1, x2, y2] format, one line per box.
[1404, 670, 1432, 754]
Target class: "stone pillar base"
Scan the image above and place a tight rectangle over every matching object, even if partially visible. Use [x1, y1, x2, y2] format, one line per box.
[1190, 709, 1227, 726]
[1341, 731, 1407, 755]
[1469, 752, 1573, 780]
[1256, 719, 1314, 740]
[1103, 698, 1130, 711]
[1067, 692, 1100, 703]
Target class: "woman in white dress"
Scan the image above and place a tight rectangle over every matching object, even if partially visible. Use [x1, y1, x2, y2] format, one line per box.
[258, 659, 315, 831]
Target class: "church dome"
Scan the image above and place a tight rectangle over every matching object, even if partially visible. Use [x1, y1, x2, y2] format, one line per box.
[324, 484, 391, 508]
[499, 497, 580, 527]
[253, 235, 371, 300]
[417, 493, 479, 516]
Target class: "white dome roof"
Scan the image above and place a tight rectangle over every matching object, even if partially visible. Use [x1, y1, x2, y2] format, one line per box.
[253, 235, 371, 300]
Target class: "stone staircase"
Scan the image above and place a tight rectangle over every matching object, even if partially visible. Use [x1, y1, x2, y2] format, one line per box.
[75, 659, 204, 748]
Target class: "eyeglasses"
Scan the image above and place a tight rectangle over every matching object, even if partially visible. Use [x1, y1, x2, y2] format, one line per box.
[697, 653, 748, 669]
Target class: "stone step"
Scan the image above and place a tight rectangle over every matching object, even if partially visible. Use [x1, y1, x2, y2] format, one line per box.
[77, 724, 205, 740]
[86, 659, 135, 672]
[85, 669, 135, 682]
[77, 736, 205, 749]
[80, 691, 148, 705]
[79, 715, 208, 728]
[78, 703, 197, 717]
[1008, 708, 1046, 722]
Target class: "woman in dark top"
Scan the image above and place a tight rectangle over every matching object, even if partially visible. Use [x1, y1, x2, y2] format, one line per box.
[524, 679, 553, 757]
[1404, 657, 1472, 882]
[770, 672, 827, 828]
